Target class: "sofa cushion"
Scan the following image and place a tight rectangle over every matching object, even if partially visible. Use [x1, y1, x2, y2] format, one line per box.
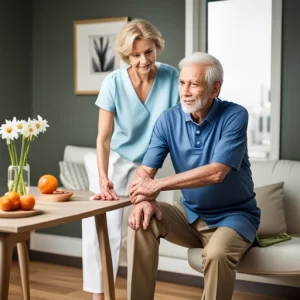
[255, 182, 287, 237]
[188, 236, 300, 275]
[59, 161, 89, 191]
[159, 239, 188, 259]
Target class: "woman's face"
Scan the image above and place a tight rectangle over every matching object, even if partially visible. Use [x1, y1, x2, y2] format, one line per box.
[128, 39, 156, 75]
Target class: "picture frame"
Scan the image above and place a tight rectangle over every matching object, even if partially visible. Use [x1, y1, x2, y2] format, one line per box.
[73, 17, 128, 95]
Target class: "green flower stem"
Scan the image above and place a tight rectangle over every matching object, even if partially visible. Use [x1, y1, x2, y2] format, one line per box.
[7, 142, 14, 165]
[7, 143, 16, 192]
[20, 174, 26, 195]
[7, 141, 25, 194]
[12, 141, 18, 166]
[11, 136, 32, 195]
[23, 138, 32, 164]
[13, 136, 26, 193]
[21, 139, 32, 195]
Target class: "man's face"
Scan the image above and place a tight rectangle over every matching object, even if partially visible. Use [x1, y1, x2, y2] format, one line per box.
[179, 64, 213, 114]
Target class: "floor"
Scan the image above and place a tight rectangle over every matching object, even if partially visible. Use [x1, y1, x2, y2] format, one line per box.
[9, 261, 284, 299]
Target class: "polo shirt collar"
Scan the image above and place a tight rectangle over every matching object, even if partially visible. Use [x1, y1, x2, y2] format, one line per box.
[183, 98, 220, 124]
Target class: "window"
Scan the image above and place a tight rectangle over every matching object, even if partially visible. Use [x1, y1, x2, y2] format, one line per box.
[208, 0, 272, 159]
[185, 0, 282, 160]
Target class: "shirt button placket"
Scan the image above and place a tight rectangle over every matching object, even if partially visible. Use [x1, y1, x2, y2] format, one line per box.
[195, 129, 200, 147]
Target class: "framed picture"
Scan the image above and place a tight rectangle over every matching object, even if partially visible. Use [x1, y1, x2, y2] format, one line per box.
[73, 17, 128, 95]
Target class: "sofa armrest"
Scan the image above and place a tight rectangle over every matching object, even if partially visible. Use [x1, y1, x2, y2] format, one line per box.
[63, 145, 96, 163]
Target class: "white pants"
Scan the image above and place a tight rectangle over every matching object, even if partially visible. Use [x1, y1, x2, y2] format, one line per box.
[82, 150, 138, 293]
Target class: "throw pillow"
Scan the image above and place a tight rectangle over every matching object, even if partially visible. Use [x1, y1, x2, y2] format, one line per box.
[255, 182, 287, 237]
[58, 161, 89, 191]
[83, 152, 100, 194]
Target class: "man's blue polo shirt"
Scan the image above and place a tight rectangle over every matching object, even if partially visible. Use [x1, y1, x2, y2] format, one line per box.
[142, 99, 261, 242]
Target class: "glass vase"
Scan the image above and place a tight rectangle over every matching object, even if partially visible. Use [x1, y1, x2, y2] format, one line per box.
[7, 164, 30, 195]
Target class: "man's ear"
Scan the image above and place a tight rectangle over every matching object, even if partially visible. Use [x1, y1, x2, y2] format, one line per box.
[211, 81, 221, 98]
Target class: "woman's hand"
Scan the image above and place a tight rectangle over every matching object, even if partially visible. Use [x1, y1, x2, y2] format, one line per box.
[93, 178, 119, 200]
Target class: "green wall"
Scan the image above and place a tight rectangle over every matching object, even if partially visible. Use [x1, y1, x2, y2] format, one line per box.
[30, 0, 185, 185]
[280, 1, 300, 160]
[1, 0, 300, 238]
[0, 0, 32, 195]
[31, 0, 185, 237]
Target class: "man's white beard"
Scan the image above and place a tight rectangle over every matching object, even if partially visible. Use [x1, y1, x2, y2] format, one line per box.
[181, 97, 209, 113]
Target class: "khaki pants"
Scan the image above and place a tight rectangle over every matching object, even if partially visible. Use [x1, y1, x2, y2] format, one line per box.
[127, 201, 251, 300]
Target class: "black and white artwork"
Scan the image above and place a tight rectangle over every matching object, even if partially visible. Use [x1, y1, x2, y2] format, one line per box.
[74, 17, 128, 95]
[89, 34, 117, 73]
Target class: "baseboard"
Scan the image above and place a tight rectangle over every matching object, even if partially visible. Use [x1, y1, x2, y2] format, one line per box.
[30, 231, 82, 257]
[28, 250, 202, 286]
[30, 231, 199, 276]
[29, 250, 300, 300]
[29, 232, 300, 299]
[29, 250, 83, 268]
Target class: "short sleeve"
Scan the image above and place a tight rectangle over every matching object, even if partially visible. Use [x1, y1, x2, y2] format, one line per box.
[95, 73, 116, 112]
[142, 113, 170, 169]
[211, 109, 248, 171]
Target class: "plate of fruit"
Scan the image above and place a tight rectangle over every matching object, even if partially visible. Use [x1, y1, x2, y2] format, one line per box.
[0, 192, 41, 218]
[36, 175, 73, 202]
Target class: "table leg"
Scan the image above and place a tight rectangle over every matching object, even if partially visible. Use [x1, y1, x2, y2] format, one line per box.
[0, 233, 13, 300]
[17, 242, 30, 300]
[95, 213, 115, 300]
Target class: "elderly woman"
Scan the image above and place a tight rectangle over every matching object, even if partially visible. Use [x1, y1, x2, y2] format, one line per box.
[81, 19, 179, 300]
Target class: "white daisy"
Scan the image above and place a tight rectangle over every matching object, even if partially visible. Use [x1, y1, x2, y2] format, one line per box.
[35, 115, 50, 133]
[0, 120, 19, 141]
[21, 118, 39, 139]
[15, 119, 27, 133]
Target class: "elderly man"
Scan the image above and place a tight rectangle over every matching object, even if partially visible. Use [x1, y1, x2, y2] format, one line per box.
[127, 52, 261, 300]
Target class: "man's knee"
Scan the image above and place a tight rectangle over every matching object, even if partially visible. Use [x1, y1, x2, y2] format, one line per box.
[127, 217, 160, 237]
[202, 245, 238, 270]
[203, 245, 227, 263]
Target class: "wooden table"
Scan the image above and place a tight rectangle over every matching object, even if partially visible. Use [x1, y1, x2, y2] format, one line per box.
[0, 191, 131, 300]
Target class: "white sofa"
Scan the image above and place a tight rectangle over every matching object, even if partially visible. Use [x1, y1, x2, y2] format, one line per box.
[62, 146, 300, 288]
[189, 160, 300, 288]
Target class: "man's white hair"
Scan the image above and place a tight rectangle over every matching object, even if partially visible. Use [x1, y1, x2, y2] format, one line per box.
[178, 52, 224, 87]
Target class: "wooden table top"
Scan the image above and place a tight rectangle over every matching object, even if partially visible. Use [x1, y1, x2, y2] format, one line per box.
[0, 190, 131, 234]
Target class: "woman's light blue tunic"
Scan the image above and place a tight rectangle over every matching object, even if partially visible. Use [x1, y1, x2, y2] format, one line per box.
[95, 63, 179, 163]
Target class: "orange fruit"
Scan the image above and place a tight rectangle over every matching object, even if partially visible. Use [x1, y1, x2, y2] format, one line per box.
[38, 174, 58, 194]
[4, 191, 20, 210]
[20, 194, 35, 211]
[0, 196, 13, 211]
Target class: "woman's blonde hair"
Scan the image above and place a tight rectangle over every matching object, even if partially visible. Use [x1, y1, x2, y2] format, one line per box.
[116, 19, 165, 64]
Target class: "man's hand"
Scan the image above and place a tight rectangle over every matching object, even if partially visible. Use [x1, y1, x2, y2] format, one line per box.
[128, 201, 162, 230]
[93, 178, 119, 200]
[129, 177, 160, 204]
[129, 167, 152, 191]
